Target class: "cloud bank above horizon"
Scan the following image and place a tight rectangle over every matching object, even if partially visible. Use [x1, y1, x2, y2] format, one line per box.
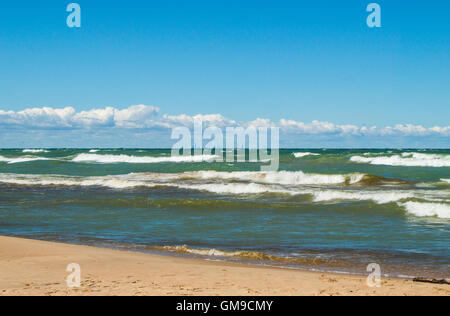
[0, 104, 449, 148]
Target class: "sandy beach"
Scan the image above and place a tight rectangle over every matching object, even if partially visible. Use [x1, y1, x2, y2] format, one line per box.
[0, 236, 447, 296]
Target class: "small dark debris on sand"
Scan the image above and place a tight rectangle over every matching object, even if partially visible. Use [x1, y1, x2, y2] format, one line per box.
[413, 278, 449, 285]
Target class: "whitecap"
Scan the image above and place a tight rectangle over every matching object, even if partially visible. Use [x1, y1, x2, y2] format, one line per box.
[293, 152, 320, 158]
[22, 149, 49, 153]
[71, 153, 219, 164]
[0, 174, 155, 189]
[0, 156, 52, 164]
[312, 190, 414, 204]
[399, 201, 450, 219]
[173, 183, 297, 195]
[183, 170, 365, 186]
[350, 152, 450, 167]
[1, 172, 447, 213]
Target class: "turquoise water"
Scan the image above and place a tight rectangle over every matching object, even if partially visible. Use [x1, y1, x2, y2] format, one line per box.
[0, 149, 448, 278]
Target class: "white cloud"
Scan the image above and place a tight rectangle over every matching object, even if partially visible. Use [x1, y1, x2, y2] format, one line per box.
[0, 107, 75, 128]
[247, 118, 274, 129]
[0, 105, 449, 139]
[72, 107, 116, 127]
[161, 113, 237, 128]
[279, 119, 362, 136]
[0, 105, 160, 129]
[114, 105, 160, 128]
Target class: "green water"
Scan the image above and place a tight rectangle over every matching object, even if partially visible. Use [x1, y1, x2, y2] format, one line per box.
[0, 149, 448, 278]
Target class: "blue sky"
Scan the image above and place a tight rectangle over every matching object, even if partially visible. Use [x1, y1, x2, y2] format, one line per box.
[0, 1, 449, 147]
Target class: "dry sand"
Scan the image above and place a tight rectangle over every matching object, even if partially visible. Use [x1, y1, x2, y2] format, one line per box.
[0, 236, 448, 296]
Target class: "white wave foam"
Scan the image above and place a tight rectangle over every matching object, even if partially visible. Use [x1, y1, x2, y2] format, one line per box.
[185, 170, 365, 186]
[1, 173, 447, 210]
[72, 153, 218, 164]
[89, 149, 99, 153]
[350, 152, 450, 167]
[0, 156, 52, 164]
[362, 152, 393, 157]
[0, 174, 155, 189]
[0, 173, 300, 194]
[293, 152, 320, 158]
[174, 183, 297, 195]
[312, 190, 414, 204]
[150, 175, 433, 204]
[161, 246, 242, 257]
[0, 173, 294, 194]
[442, 179, 450, 184]
[399, 202, 450, 219]
[22, 149, 49, 153]
[0, 171, 366, 190]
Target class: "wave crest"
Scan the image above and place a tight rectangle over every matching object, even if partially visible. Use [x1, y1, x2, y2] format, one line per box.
[22, 149, 49, 153]
[312, 190, 414, 204]
[350, 152, 450, 167]
[0, 156, 52, 164]
[1, 172, 448, 220]
[72, 153, 218, 164]
[293, 152, 320, 158]
[155, 245, 332, 266]
[179, 170, 366, 186]
[0, 174, 156, 189]
[399, 202, 450, 219]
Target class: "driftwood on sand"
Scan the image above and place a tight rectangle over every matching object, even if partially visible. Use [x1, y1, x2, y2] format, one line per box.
[413, 278, 450, 285]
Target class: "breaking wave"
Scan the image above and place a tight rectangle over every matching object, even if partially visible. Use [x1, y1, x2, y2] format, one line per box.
[350, 152, 450, 167]
[178, 170, 366, 186]
[22, 149, 49, 153]
[154, 245, 333, 266]
[175, 182, 296, 195]
[71, 153, 219, 164]
[0, 171, 370, 189]
[0, 173, 296, 195]
[0, 156, 52, 164]
[312, 190, 415, 204]
[398, 202, 450, 219]
[1, 171, 448, 219]
[0, 173, 157, 189]
[293, 152, 320, 158]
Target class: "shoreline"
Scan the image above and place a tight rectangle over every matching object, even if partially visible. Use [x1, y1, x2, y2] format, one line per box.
[3, 234, 447, 281]
[0, 236, 448, 296]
